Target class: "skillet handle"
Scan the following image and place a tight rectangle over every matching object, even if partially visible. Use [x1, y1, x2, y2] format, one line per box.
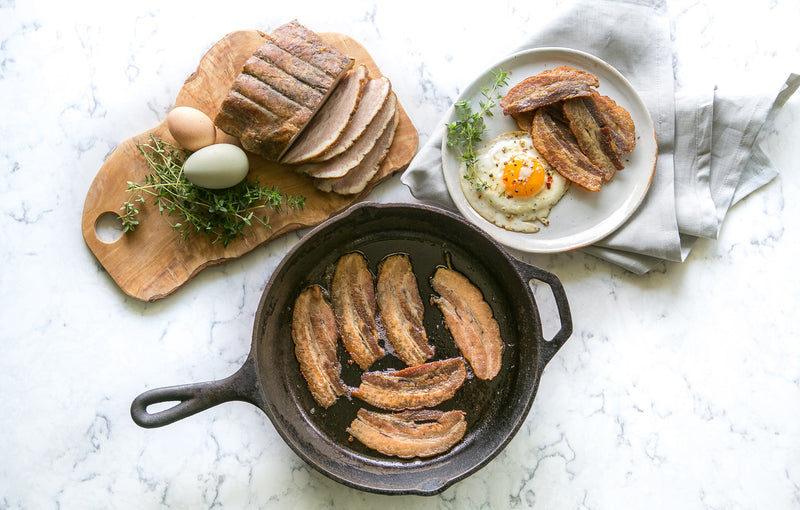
[131, 357, 259, 428]
[513, 260, 573, 369]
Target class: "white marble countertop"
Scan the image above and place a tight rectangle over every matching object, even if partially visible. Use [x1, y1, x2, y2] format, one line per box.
[2, 0, 799, 508]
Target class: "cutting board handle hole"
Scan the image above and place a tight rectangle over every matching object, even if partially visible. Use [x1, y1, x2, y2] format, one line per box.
[95, 212, 124, 243]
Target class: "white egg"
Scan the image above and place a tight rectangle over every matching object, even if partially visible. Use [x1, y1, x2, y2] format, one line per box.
[182, 143, 249, 189]
[459, 131, 569, 233]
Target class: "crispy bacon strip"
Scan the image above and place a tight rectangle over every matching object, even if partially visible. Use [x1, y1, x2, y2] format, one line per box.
[591, 91, 636, 155]
[376, 254, 434, 366]
[530, 107, 603, 192]
[291, 285, 346, 408]
[430, 267, 503, 380]
[562, 91, 637, 181]
[353, 358, 467, 411]
[562, 96, 623, 180]
[500, 65, 599, 115]
[331, 252, 383, 370]
[347, 409, 467, 458]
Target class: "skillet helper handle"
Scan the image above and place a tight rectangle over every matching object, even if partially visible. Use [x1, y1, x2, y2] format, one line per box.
[131, 358, 259, 428]
[514, 261, 573, 368]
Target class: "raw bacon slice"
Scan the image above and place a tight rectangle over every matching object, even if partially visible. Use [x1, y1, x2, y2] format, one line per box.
[430, 267, 503, 380]
[347, 409, 467, 458]
[376, 254, 434, 366]
[500, 65, 599, 115]
[291, 285, 346, 408]
[331, 252, 383, 370]
[352, 358, 467, 411]
[530, 106, 604, 192]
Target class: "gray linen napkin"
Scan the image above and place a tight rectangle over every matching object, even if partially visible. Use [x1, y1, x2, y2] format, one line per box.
[400, 0, 798, 273]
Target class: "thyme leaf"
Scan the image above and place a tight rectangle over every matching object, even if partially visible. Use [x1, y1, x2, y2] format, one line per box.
[120, 135, 305, 247]
[446, 69, 510, 192]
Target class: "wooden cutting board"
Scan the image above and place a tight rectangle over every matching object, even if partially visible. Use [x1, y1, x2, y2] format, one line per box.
[82, 30, 418, 302]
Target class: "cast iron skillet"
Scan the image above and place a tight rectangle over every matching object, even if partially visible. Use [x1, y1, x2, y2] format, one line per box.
[131, 202, 573, 495]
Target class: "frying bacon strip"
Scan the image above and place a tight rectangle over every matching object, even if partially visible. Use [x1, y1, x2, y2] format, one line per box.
[331, 252, 383, 370]
[500, 65, 599, 115]
[347, 408, 467, 458]
[530, 106, 604, 192]
[352, 358, 467, 411]
[376, 254, 434, 366]
[430, 267, 503, 380]
[291, 285, 346, 408]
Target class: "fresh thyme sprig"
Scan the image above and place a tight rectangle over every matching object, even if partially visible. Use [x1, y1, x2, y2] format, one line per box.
[120, 135, 305, 247]
[446, 69, 510, 192]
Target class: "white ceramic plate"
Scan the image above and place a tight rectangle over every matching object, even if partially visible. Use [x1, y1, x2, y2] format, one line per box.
[441, 47, 657, 253]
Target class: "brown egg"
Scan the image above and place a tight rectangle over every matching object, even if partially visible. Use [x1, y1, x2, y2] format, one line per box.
[166, 106, 216, 151]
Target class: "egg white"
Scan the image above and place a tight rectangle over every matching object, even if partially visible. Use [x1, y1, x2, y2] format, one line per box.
[459, 131, 569, 233]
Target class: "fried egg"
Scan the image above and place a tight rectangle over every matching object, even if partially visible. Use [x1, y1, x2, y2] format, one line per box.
[459, 131, 569, 233]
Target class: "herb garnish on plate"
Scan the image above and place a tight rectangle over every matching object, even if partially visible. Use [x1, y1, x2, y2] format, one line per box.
[446, 70, 509, 192]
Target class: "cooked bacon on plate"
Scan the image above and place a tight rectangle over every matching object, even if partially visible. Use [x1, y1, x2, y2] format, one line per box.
[590, 91, 636, 155]
[352, 358, 467, 411]
[291, 285, 346, 408]
[531, 106, 604, 192]
[501, 65, 636, 191]
[500, 65, 599, 115]
[347, 408, 467, 458]
[562, 90, 636, 181]
[430, 267, 503, 380]
[376, 253, 434, 366]
[330, 252, 383, 370]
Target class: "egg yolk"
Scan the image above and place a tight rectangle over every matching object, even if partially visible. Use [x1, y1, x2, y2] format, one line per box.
[502, 155, 546, 198]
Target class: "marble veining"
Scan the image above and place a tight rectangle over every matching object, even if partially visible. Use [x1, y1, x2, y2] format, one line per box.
[1, 0, 799, 509]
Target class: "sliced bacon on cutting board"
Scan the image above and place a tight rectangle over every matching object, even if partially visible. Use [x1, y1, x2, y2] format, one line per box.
[215, 20, 354, 161]
[281, 64, 370, 164]
[300, 91, 397, 180]
[313, 101, 399, 195]
[313, 76, 393, 162]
